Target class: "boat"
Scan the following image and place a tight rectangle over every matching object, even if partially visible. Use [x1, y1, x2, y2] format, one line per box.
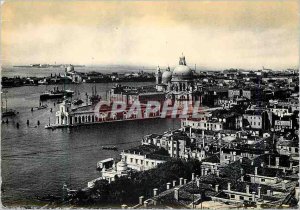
[102, 146, 118, 151]
[72, 85, 84, 105]
[40, 87, 74, 100]
[2, 109, 18, 117]
[37, 104, 48, 110]
[1, 91, 18, 117]
[73, 99, 84, 106]
[90, 85, 101, 104]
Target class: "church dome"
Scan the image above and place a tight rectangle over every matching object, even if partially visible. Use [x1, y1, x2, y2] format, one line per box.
[162, 70, 172, 83]
[172, 65, 193, 80]
[171, 55, 193, 81]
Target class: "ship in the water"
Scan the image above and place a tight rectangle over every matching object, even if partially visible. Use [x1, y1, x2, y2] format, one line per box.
[1, 90, 18, 117]
[40, 87, 74, 101]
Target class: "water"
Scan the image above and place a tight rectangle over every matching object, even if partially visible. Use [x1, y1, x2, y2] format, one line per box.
[1, 69, 180, 206]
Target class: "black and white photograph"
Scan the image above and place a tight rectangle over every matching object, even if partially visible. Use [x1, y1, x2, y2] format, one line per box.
[1, 0, 299, 208]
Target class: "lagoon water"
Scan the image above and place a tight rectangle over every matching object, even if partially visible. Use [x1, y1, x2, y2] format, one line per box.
[1, 67, 180, 206]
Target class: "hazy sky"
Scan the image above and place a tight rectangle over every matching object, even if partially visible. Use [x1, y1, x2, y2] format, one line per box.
[1, 0, 299, 70]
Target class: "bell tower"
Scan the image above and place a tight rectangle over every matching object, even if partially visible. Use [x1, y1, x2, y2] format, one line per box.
[155, 65, 162, 85]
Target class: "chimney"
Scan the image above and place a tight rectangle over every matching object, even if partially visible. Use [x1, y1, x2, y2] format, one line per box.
[228, 182, 231, 191]
[282, 182, 286, 190]
[233, 154, 236, 162]
[215, 184, 219, 192]
[192, 173, 195, 180]
[179, 178, 183, 186]
[196, 179, 200, 187]
[121, 204, 127, 209]
[216, 170, 220, 177]
[144, 201, 148, 208]
[173, 180, 176, 187]
[267, 190, 271, 196]
[290, 162, 293, 169]
[139, 196, 144, 205]
[258, 187, 261, 198]
[241, 176, 244, 182]
[252, 192, 256, 202]
[184, 179, 187, 185]
[251, 161, 254, 166]
[240, 158, 243, 163]
[167, 182, 171, 190]
[246, 185, 250, 194]
[174, 188, 179, 200]
[276, 157, 280, 167]
[153, 188, 158, 196]
[255, 167, 258, 175]
[240, 168, 244, 175]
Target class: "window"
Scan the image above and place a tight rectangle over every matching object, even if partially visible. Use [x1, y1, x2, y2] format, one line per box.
[261, 179, 265, 182]
[230, 195, 235, 199]
[146, 161, 148, 166]
[240, 196, 244, 200]
[135, 159, 138, 164]
[130, 158, 133, 163]
[141, 160, 143, 165]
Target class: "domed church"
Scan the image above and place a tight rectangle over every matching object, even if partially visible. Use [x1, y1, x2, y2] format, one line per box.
[155, 54, 199, 103]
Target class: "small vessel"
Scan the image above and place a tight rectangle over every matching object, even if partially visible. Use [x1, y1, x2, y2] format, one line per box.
[72, 85, 84, 106]
[37, 104, 48, 110]
[1, 91, 18, 117]
[90, 85, 101, 104]
[73, 99, 84, 106]
[102, 146, 118, 151]
[31, 101, 48, 111]
[2, 109, 18, 117]
[37, 100, 48, 110]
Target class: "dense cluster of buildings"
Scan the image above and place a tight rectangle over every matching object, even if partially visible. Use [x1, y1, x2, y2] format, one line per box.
[65, 55, 299, 208]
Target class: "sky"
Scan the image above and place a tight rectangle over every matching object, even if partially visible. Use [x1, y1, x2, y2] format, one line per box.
[1, 0, 299, 70]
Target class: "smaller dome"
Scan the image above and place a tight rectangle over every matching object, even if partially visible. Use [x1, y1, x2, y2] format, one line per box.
[162, 70, 172, 83]
[116, 160, 127, 172]
[66, 65, 74, 72]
